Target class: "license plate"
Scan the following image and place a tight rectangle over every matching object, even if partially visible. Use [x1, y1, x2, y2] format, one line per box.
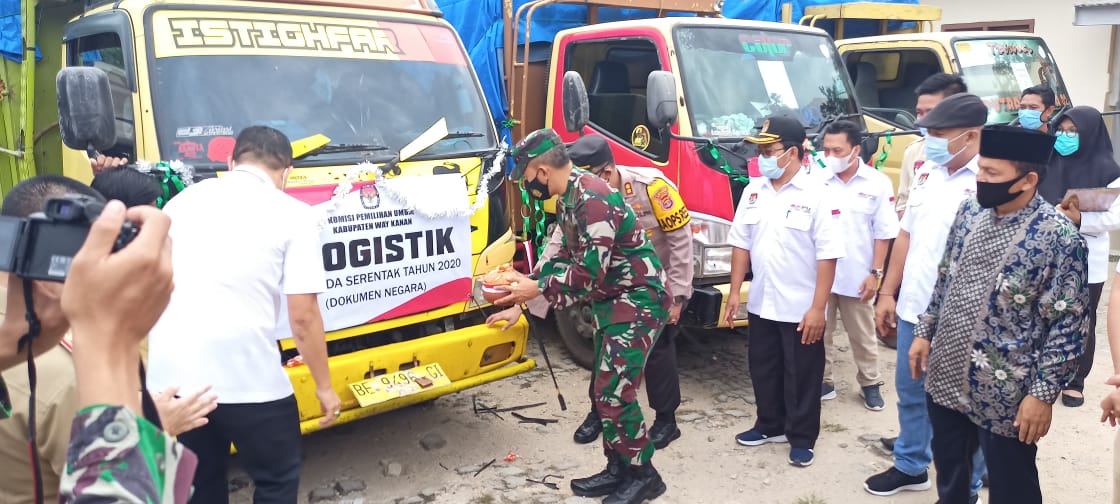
[348, 363, 452, 408]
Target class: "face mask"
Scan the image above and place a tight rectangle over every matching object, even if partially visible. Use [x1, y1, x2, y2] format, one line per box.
[522, 173, 551, 199]
[825, 151, 856, 174]
[919, 127, 929, 137]
[1055, 132, 1080, 156]
[758, 150, 787, 179]
[925, 131, 968, 166]
[976, 173, 1026, 209]
[1018, 109, 1044, 130]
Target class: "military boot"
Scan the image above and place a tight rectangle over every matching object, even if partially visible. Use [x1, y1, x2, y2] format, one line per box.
[603, 462, 667, 504]
[572, 410, 602, 444]
[570, 451, 625, 497]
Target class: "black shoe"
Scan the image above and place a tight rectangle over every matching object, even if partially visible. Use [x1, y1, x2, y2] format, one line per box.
[880, 436, 897, 452]
[863, 467, 931, 496]
[1062, 391, 1085, 407]
[570, 452, 625, 497]
[573, 411, 602, 444]
[603, 462, 667, 504]
[649, 420, 681, 450]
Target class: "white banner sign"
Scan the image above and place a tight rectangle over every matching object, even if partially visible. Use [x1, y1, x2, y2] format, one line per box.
[295, 174, 473, 332]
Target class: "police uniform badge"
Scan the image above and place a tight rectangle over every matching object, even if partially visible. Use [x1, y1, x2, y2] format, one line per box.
[624, 182, 634, 196]
[748, 193, 758, 204]
[646, 179, 690, 232]
[917, 173, 929, 186]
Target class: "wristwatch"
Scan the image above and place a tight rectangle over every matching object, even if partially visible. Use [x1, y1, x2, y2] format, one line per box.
[870, 268, 885, 279]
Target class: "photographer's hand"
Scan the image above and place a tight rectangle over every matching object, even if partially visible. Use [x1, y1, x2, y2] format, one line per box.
[63, 201, 174, 410]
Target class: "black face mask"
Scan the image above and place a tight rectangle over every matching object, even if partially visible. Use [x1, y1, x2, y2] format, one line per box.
[523, 174, 551, 200]
[976, 173, 1026, 209]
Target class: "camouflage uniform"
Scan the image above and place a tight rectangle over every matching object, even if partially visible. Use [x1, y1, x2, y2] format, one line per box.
[61, 405, 198, 503]
[537, 168, 671, 465]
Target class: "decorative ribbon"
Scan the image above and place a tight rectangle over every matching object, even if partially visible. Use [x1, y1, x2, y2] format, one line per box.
[135, 160, 194, 209]
[874, 131, 892, 171]
[703, 142, 750, 185]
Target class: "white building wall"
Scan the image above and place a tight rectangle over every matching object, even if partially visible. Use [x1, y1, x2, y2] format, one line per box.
[921, 0, 1113, 109]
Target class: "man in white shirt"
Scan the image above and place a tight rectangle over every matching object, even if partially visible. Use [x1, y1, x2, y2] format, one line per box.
[818, 120, 900, 410]
[895, 74, 969, 217]
[724, 116, 844, 468]
[867, 94, 988, 501]
[148, 126, 340, 504]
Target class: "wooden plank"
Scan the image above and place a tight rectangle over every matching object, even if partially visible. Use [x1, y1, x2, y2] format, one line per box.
[802, 2, 942, 22]
[553, 0, 720, 16]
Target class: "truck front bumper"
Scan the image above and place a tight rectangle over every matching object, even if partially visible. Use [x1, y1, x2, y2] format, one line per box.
[681, 282, 751, 329]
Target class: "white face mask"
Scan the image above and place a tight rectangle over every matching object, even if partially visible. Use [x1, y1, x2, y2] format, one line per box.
[825, 151, 856, 174]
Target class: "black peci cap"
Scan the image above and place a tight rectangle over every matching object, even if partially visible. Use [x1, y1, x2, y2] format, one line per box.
[567, 135, 614, 173]
[979, 125, 1055, 164]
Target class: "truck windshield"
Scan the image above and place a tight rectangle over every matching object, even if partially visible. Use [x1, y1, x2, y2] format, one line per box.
[147, 20, 494, 168]
[674, 26, 858, 137]
[952, 37, 1071, 123]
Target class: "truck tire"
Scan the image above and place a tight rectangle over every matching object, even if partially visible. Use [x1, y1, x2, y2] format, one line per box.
[555, 302, 597, 370]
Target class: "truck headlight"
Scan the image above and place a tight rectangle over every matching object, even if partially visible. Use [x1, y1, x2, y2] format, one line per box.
[691, 213, 732, 278]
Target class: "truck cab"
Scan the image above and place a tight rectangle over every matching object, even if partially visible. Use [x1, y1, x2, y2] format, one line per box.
[507, 3, 864, 365]
[791, 3, 1071, 188]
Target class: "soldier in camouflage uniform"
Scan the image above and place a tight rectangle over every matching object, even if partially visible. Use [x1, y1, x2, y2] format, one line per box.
[490, 128, 671, 504]
[520, 134, 692, 449]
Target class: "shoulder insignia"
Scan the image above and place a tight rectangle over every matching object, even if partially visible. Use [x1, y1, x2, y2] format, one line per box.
[646, 178, 690, 232]
[624, 182, 634, 196]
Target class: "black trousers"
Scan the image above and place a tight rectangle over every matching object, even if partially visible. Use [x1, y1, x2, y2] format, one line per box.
[1068, 282, 1104, 392]
[928, 397, 1041, 504]
[586, 325, 681, 420]
[178, 395, 302, 504]
[747, 314, 825, 449]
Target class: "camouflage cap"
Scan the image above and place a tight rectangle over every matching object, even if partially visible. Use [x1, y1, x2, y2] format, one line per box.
[509, 128, 564, 179]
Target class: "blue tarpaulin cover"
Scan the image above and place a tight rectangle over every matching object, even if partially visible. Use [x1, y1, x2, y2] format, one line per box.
[437, 0, 918, 136]
[2, 0, 43, 63]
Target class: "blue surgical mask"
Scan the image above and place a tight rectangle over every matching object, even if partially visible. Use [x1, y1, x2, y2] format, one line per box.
[919, 127, 929, 137]
[1055, 132, 1080, 156]
[1018, 109, 1044, 130]
[925, 131, 968, 166]
[758, 154, 786, 179]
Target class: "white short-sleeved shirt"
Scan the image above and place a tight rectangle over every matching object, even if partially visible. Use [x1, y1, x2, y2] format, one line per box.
[826, 163, 900, 298]
[728, 170, 846, 323]
[896, 155, 979, 324]
[148, 166, 327, 404]
[1078, 177, 1120, 284]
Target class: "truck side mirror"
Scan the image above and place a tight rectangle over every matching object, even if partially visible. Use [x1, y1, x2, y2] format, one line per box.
[561, 71, 589, 134]
[56, 67, 116, 153]
[646, 71, 678, 131]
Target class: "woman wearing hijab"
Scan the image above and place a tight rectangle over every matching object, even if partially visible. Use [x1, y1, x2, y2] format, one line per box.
[1049, 106, 1120, 407]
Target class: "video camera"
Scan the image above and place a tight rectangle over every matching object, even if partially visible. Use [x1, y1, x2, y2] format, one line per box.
[0, 194, 139, 281]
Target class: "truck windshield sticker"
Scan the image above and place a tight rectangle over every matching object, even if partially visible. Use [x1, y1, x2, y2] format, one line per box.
[953, 38, 1071, 123]
[151, 11, 466, 66]
[739, 34, 793, 59]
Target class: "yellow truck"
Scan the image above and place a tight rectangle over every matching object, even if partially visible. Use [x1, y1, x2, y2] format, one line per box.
[5, 0, 534, 433]
[790, 2, 1072, 187]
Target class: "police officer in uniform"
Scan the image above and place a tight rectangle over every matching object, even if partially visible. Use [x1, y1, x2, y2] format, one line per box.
[489, 128, 671, 504]
[561, 134, 693, 448]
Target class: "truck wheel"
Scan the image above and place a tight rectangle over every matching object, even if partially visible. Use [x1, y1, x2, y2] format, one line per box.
[555, 302, 596, 370]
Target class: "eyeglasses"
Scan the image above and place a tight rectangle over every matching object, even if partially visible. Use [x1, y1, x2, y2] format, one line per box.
[758, 145, 787, 157]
